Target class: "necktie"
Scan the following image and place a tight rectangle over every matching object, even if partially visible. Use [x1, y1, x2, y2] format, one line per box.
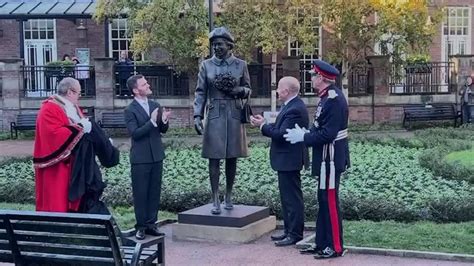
[143, 101, 149, 116]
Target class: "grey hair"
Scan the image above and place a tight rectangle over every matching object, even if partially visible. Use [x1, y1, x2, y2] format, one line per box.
[57, 77, 79, 96]
[280, 76, 300, 94]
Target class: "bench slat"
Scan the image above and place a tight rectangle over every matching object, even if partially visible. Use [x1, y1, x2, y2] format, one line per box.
[100, 113, 126, 128]
[19, 251, 116, 266]
[0, 211, 162, 266]
[17, 241, 114, 258]
[1, 239, 114, 258]
[11, 232, 111, 247]
[1, 211, 114, 224]
[0, 250, 12, 263]
[10, 221, 108, 236]
[403, 104, 459, 127]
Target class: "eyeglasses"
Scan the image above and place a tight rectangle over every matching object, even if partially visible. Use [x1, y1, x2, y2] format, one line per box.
[69, 89, 81, 95]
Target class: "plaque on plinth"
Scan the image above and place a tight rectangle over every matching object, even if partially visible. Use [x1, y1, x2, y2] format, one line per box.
[172, 204, 276, 243]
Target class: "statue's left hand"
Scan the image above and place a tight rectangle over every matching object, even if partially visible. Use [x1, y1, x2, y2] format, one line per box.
[229, 87, 248, 98]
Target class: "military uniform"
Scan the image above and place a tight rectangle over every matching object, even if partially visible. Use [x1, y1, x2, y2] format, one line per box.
[303, 60, 350, 258]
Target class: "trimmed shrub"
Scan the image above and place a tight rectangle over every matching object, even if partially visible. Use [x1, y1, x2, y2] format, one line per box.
[1, 143, 472, 223]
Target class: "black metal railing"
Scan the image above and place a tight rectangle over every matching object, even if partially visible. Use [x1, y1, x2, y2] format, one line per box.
[248, 63, 283, 97]
[114, 64, 189, 98]
[348, 63, 372, 96]
[21, 65, 96, 98]
[389, 62, 454, 94]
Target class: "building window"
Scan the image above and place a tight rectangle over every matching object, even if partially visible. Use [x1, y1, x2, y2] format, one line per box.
[444, 8, 469, 36]
[443, 7, 471, 60]
[24, 19, 55, 40]
[109, 18, 132, 60]
[287, 14, 321, 95]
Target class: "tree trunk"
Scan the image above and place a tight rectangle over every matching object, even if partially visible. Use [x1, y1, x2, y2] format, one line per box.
[341, 60, 349, 103]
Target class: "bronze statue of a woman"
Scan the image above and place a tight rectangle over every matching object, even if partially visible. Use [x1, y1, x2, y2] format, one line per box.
[193, 27, 251, 215]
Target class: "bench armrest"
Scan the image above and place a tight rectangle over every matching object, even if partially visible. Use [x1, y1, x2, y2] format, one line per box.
[122, 235, 165, 266]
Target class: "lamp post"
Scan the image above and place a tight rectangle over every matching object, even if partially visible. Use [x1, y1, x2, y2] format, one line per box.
[208, 0, 214, 57]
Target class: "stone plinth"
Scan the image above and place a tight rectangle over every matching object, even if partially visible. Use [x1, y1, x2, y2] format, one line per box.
[172, 204, 276, 243]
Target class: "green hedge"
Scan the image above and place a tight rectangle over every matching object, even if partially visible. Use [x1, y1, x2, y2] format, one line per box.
[1, 142, 472, 223]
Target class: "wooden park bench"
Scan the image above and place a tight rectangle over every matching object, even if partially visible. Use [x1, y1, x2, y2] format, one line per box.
[402, 104, 461, 128]
[98, 112, 126, 129]
[0, 210, 165, 266]
[10, 113, 38, 139]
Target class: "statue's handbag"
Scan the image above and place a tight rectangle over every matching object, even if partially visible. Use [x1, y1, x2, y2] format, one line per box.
[241, 93, 253, 124]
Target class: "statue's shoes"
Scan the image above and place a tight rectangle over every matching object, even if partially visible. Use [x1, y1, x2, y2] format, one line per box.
[211, 207, 221, 215]
[223, 202, 233, 210]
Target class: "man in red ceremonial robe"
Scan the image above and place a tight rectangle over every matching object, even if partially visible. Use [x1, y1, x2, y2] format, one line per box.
[33, 77, 92, 212]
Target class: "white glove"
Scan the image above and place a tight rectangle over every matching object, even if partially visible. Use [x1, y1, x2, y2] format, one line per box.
[79, 118, 92, 133]
[284, 123, 306, 144]
[109, 138, 114, 145]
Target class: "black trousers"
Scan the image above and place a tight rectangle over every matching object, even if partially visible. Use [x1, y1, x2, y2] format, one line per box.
[315, 171, 343, 253]
[277, 171, 304, 240]
[131, 161, 163, 230]
[462, 104, 471, 124]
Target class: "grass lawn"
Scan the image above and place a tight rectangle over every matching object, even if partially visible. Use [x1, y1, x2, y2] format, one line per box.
[344, 220, 474, 255]
[445, 148, 474, 168]
[1, 202, 472, 255]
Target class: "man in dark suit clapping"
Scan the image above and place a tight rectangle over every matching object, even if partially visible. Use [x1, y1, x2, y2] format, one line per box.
[250, 76, 309, 247]
[124, 74, 171, 240]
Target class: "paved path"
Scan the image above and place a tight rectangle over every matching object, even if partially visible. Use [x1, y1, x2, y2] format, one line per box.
[162, 227, 470, 266]
[0, 226, 470, 266]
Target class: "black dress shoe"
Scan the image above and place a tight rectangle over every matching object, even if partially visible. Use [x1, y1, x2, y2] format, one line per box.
[313, 247, 347, 259]
[135, 229, 146, 240]
[274, 236, 302, 247]
[270, 233, 287, 241]
[300, 244, 322, 255]
[146, 227, 165, 237]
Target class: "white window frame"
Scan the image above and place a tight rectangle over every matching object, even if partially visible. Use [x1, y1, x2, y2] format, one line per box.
[23, 19, 57, 65]
[109, 18, 133, 60]
[287, 13, 322, 95]
[441, 7, 471, 61]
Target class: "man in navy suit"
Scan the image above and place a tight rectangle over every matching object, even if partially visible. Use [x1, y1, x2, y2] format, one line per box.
[124, 74, 172, 240]
[285, 60, 350, 259]
[251, 76, 309, 247]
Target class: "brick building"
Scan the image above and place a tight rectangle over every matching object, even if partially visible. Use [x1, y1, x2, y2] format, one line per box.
[0, 0, 473, 130]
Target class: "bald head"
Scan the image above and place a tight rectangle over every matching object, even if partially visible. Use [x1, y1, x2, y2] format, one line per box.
[279, 76, 300, 95]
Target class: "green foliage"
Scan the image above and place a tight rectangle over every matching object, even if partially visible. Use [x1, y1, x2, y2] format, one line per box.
[406, 54, 431, 64]
[1, 142, 472, 223]
[46, 61, 75, 67]
[372, 0, 444, 66]
[0, 132, 10, 141]
[320, 0, 376, 65]
[320, 0, 443, 73]
[94, 0, 208, 73]
[218, 0, 319, 62]
[345, 220, 474, 255]
[445, 149, 474, 168]
[352, 126, 474, 183]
